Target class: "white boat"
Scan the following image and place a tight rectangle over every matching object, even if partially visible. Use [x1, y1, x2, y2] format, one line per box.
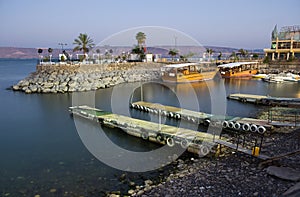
[281, 73, 300, 82]
[262, 75, 284, 83]
[262, 73, 300, 83]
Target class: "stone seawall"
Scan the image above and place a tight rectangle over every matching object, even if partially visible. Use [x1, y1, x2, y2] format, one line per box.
[13, 63, 163, 93]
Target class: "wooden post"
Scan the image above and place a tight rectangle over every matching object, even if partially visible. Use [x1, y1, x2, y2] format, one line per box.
[141, 83, 143, 101]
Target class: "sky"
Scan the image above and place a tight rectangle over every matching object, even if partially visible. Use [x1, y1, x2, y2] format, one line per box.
[0, 0, 299, 49]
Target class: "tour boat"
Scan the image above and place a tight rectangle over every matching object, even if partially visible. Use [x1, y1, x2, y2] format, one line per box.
[218, 62, 259, 78]
[160, 63, 218, 83]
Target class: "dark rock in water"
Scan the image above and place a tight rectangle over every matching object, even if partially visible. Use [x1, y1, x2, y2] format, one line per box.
[119, 173, 126, 181]
[6, 86, 13, 90]
[266, 166, 300, 181]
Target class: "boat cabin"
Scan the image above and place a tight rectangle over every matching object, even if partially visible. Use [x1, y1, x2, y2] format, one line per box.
[161, 63, 217, 83]
[217, 62, 259, 78]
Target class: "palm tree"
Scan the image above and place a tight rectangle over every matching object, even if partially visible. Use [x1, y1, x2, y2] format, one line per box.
[206, 48, 214, 61]
[230, 51, 239, 61]
[136, 32, 146, 48]
[73, 33, 95, 60]
[238, 48, 248, 59]
[96, 49, 101, 60]
[169, 48, 179, 61]
[217, 52, 222, 60]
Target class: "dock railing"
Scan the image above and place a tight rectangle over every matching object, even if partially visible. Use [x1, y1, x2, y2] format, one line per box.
[268, 107, 300, 126]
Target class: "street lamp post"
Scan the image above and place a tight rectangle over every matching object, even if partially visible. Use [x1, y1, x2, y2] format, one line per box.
[58, 43, 67, 52]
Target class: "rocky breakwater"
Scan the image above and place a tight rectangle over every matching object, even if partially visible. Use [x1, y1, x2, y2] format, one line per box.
[12, 63, 162, 93]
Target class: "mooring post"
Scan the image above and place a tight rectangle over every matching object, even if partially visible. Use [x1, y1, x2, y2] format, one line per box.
[158, 109, 162, 131]
[259, 134, 264, 154]
[140, 82, 143, 101]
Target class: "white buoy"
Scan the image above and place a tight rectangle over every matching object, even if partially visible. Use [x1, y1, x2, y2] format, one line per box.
[234, 122, 241, 130]
[204, 119, 210, 126]
[156, 134, 164, 142]
[222, 121, 229, 128]
[180, 139, 189, 148]
[175, 114, 181, 119]
[141, 131, 149, 139]
[228, 122, 235, 129]
[199, 145, 210, 156]
[166, 137, 175, 147]
[257, 126, 266, 134]
[242, 123, 250, 131]
[250, 124, 258, 132]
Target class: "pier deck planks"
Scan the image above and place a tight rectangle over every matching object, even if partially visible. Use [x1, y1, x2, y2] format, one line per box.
[132, 101, 272, 128]
[70, 105, 270, 159]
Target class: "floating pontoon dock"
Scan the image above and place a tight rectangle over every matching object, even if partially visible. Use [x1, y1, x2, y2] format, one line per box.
[70, 105, 270, 159]
[228, 93, 300, 107]
[130, 101, 272, 132]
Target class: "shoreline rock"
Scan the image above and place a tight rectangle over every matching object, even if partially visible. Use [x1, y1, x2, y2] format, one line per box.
[12, 62, 163, 94]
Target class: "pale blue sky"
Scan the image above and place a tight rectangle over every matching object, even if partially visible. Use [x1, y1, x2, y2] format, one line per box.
[0, 0, 299, 49]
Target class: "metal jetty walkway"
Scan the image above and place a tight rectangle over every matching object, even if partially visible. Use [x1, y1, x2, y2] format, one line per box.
[228, 93, 300, 107]
[70, 105, 270, 159]
[131, 101, 272, 133]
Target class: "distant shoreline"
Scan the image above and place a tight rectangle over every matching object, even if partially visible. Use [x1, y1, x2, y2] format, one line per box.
[0, 46, 264, 59]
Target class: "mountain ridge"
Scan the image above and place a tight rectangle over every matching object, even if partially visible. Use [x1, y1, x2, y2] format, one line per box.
[0, 46, 263, 59]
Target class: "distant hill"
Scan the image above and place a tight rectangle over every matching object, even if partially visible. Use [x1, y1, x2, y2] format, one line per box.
[0, 46, 263, 59]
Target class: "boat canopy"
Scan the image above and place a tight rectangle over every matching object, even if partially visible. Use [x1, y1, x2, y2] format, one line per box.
[162, 63, 199, 68]
[217, 62, 258, 69]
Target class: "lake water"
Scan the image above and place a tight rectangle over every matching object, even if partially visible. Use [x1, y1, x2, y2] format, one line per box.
[1, 59, 300, 196]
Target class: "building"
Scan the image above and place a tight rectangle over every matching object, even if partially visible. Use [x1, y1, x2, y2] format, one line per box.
[264, 25, 300, 61]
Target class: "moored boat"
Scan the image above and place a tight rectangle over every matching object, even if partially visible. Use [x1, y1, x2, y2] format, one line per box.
[262, 73, 300, 83]
[252, 74, 268, 79]
[161, 63, 218, 83]
[218, 62, 259, 78]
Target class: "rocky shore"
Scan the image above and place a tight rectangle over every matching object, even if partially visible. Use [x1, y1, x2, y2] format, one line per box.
[107, 128, 300, 197]
[12, 62, 163, 93]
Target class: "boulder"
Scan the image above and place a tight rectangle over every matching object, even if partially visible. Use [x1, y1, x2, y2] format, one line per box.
[43, 82, 54, 88]
[29, 85, 38, 92]
[12, 85, 19, 90]
[266, 166, 300, 181]
[283, 182, 300, 196]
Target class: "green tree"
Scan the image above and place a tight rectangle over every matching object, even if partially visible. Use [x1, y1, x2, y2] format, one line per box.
[73, 33, 95, 60]
[132, 46, 145, 61]
[238, 48, 248, 59]
[136, 32, 146, 47]
[168, 48, 179, 61]
[230, 51, 239, 61]
[252, 53, 258, 59]
[217, 52, 222, 60]
[179, 52, 194, 62]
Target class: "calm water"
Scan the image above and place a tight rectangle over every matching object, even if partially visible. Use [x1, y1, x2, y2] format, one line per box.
[1, 59, 300, 196]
